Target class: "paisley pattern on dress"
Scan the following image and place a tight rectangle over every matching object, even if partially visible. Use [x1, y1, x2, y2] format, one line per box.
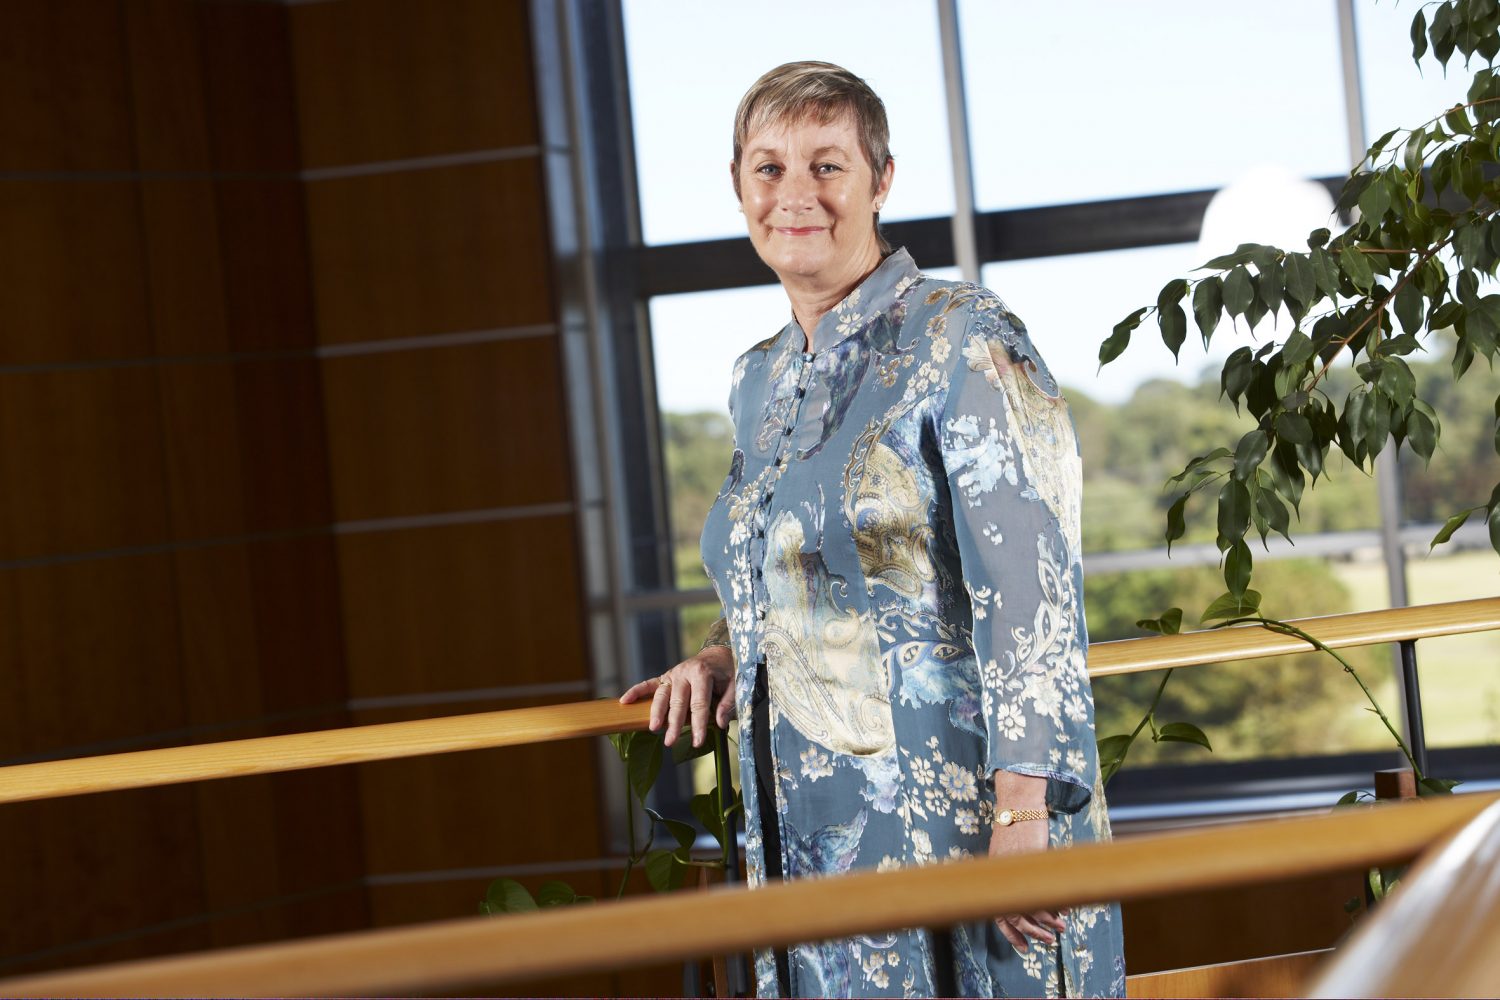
[699, 248, 1125, 998]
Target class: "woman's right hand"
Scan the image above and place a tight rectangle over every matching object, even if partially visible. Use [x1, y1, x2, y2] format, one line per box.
[619, 646, 736, 749]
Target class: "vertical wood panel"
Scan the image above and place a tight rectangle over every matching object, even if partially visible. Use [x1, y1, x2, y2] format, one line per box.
[290, 0, 539, 168]
[196, 1, 300, 173]
[0, 182, 151, 364]
[123, 0, 212, 172]
[0, 368, 170, 562]
[139, 181, 231, 357]
[321, 337, 573, 521]
[335, 518, 587, 698]
[0, 0, 133, 171]
[214, 180, 318, 352]
[304, 160, 555, 345]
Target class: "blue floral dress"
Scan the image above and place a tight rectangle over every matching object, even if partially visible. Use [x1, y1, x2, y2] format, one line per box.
[699, 249, 1126, 997]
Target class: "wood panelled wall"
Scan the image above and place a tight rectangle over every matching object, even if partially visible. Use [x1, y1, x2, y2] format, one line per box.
[0, 0, 642, 992]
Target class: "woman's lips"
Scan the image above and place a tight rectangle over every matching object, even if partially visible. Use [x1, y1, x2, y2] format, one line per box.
[775, 226, 826, 236]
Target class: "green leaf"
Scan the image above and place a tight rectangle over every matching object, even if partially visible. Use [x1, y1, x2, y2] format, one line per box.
[1233, 429, 1268, 481]
[1225, 538, 1252, 596]
[642, 848, 685, 893]
[1159, 302, 1187, 361]
[1165, 494, 1188, 553]
[1100, 307, 1147, 367]
[1336, 789, 1361, 806]
[1275, 411, 1313, 445]
[1430, 508, 1474, 550]
[1202, 243, 1261, 270]
[1394, 281, 1425, 335]
[1418, 777, 1461, 796]
[691, 791, 726, 851]
[1408, 409, 1437, 463]
[626, 731, 664, 803]
[1218, 478, 1251, 540]
[536, 880, 584, 908]
[1097, 733, 1134, 785]
[1223, 265, 1255, 317]
[1339, 247, 1374, 291]
[483, 878, 538, 915]
[1307, 228, 1330, 250]
[1157, 277, 1189, 310]
[1411, 9, 1428, 64]
[672, 732, 717, 765]
[1284, 254, 1316, 316]
[1255, 487, 1292, 543]
[1312, 248, 1342, 299]
[1156, 722, 1213, 751]
[1136, 607, 1183, 635]
[1201, 589, 1262, 622]
[1193, 277, 1223, 343]
[607, 732, 629, 761]
[645, 807, 698, 851]
[1358, 170, 1391, 224]
[1283, 330, 1315, 367]
[1490, 503, 1500, 558]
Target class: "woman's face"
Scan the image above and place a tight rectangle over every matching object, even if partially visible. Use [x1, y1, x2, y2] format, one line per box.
[735, 111, 893, 285]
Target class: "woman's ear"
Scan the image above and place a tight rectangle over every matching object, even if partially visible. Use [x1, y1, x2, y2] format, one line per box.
[875, 156, 895, 205]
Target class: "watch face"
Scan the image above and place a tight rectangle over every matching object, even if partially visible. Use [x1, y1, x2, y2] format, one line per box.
[998, 809, 1014, 826]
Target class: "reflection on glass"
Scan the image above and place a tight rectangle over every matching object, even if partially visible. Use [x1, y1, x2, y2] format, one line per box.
[622, 0, 955, 246]
[958, 1, 1348, 211]
[1355, 0, 1476, 148]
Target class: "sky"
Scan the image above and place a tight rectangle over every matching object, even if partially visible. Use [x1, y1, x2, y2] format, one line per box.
[623, 0, 1474, 412]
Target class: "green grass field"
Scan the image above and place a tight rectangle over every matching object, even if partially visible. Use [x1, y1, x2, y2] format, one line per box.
[1333, 549, 1500, 749]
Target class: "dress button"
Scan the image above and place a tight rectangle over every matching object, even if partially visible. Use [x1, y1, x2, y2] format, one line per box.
[783, 426, 793, 437]
[756, 607, 767, 620]
[796, 387, 806, 398]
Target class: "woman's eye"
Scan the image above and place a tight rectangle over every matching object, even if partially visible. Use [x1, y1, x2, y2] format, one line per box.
[817, 163, 843, 175]
[756, 164, 782, 177]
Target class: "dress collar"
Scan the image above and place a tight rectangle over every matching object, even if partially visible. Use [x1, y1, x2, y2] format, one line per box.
[781, 247, 921, 356]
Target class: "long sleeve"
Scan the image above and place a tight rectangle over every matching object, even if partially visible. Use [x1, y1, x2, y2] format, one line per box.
[936, 300, 1096, 814]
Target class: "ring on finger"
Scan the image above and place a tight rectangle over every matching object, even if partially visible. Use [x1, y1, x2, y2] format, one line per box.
[657, 674, 672, 686]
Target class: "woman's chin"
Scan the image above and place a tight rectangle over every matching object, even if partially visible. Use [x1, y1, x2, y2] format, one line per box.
[761, 247, 837, 282]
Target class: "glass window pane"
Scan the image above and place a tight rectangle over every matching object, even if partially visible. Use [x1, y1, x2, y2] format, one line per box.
[1404, 550, 1500, 750]
[959, 1, 1349, 212]
[1089, 561, 1398, 767]
[622, 0, 955, 246]
[650, 285, 788, 592]
[1355, 0, 1475, 147]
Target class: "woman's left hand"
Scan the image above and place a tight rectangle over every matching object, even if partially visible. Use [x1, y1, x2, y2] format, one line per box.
[990, 772, 1067, 954]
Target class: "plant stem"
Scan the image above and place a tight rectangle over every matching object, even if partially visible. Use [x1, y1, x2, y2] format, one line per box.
[1224, 616, 1423, 778]
[1130, 668, 1175, 741]
[617, 771, 638, 901]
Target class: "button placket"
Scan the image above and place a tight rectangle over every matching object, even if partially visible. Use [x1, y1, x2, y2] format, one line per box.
[749, 356, 816, 635]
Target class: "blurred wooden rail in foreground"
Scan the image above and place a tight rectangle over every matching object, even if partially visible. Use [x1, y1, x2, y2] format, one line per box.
[0, 793, 1493, 997]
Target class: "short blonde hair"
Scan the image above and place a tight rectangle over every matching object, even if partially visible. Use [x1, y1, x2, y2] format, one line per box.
[732, 61, 893, 249]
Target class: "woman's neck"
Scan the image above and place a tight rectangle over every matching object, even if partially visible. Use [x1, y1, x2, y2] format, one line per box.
[784, 241, 885, 352]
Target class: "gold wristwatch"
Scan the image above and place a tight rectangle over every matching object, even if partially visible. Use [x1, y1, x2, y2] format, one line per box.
[994, 807, 1049, 827]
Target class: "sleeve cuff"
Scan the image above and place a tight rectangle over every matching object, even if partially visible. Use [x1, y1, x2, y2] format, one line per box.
[997, 762, 1093, 815]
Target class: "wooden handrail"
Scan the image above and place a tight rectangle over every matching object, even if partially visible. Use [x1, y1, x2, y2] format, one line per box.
[1086, 595, 1500, 676]
[1, 792, 1491, 998]
[1, 597, 1495, 805]
[1306, 798, 1500, 998]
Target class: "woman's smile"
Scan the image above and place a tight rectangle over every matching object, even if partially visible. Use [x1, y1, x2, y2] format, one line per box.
[775, 225, 828, 236]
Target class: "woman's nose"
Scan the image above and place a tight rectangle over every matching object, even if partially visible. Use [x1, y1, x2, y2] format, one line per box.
[778, 169, 817, 213]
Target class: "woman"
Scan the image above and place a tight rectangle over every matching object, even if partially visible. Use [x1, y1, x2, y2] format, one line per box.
[621, 61, 1125, 998]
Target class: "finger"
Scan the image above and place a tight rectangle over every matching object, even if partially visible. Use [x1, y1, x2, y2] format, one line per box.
[664, 683, 689, 747]
[715, 684, 736, 728]
[619, 680, 654, 705]
[1010, 914, 1056, 945]
[649, 678, 671, 731]
[1034, 909, 1067, 933]
[995, 918, 1027, 955]
[689, 673, 712, 747]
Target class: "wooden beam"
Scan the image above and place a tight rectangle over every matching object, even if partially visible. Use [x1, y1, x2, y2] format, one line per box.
[1, 793, 1490, 998]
